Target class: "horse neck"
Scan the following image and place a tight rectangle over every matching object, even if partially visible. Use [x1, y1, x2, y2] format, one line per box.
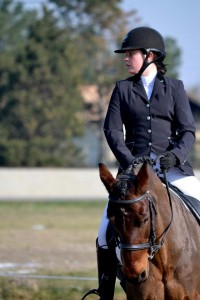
[153, 185, 173, 236]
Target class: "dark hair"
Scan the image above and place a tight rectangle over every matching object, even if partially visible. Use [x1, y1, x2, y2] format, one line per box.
[153, 52, 167, 74]
[155, 61, 167, 75]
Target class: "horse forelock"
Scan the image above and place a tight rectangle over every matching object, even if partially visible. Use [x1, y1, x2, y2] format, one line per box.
[112, 175, 137, 199]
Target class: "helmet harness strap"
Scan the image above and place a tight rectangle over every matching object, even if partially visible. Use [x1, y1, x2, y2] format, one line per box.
[137, 49, 165, 77]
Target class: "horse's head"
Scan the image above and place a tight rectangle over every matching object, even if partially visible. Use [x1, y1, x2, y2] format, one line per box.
[99, 161, 163, 283]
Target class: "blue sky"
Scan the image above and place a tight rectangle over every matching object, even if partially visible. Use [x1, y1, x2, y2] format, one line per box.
[20, 0, 200, 90]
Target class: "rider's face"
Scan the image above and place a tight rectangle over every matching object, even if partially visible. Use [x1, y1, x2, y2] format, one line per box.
[124, 50, 146, 75]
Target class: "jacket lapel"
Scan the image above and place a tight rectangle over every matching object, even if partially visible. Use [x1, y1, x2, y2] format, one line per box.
[150, 74, 166, 101]
[131, 78, 148, 101]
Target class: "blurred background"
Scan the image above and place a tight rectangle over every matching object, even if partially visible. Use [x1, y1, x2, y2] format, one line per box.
[0, 0, 200, 299]
[1, 0, 200, 169]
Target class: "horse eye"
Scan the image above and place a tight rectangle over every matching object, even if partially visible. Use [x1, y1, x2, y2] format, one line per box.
[143, 217, 149, 225]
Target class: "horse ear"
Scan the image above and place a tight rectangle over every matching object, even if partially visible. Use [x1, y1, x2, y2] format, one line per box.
[98, 163, 116, 193]
[136, 161, 150, 193]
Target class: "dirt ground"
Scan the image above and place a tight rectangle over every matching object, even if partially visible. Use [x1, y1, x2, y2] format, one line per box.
[0, 201, 103, 276]
[0, 230, 97, 274]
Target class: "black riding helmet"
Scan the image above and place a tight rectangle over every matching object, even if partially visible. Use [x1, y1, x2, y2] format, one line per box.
[115, 27, 166, 76]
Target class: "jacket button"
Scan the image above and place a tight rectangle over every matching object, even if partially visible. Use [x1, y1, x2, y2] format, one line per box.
[148, 142, 152, 146]
[147, 129, 151, 133]
[146, 103, 150, 107]
[146, 116, 151, 120]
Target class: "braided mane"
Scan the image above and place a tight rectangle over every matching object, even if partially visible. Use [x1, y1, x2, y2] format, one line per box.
[114, 157, 156, 198]
[131, 156, 156, 168]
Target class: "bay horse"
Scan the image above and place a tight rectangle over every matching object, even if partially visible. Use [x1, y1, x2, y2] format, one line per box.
[99, 160, 200, 300]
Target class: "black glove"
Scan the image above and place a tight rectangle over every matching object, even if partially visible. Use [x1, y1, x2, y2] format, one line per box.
[160, 152, 178, 171]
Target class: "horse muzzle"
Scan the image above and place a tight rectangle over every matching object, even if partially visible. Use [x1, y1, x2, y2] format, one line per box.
[122, 253, 149, 283]
[125, 268, 148, 283]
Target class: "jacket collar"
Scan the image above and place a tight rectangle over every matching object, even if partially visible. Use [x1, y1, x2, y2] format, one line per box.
[130, 73, 166, 101]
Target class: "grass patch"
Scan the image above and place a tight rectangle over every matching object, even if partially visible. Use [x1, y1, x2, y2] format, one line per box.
[0, 200, 126, 299]
[0, 277, 126, 300]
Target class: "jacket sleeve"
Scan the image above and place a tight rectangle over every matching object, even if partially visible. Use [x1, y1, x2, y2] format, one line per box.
[103, 82, 134, 169]
[170, 80, 196, 165]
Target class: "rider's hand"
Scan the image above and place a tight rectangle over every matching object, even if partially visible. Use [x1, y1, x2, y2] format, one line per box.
[160, 151, 178, 171]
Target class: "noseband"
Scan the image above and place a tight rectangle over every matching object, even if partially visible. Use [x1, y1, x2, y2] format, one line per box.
[109, 173, 173, 259]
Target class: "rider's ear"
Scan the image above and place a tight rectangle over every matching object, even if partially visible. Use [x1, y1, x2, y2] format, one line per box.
[98, 163, 116, 193]
[136, 162, 149, 193]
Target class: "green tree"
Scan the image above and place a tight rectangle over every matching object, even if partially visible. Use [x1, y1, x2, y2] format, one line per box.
[0, 0, 36, 53]
[0, 3, 84, 166]
[164, 37, 181, 78]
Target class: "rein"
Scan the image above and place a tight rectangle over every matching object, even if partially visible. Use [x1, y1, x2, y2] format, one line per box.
[109, 166, 173, 260]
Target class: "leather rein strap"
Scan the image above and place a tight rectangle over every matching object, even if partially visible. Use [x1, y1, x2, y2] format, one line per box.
[109, 169, 173, 259]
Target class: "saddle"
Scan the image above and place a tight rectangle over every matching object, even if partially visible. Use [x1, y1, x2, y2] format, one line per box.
[163, 181, 200, 226]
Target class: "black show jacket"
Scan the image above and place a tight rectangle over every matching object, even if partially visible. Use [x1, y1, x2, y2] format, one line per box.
[104, 73, 196, 175]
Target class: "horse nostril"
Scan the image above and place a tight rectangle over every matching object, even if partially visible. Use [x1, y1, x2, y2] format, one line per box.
[125, 270, 148, 284]
[138, 270, 147, 282]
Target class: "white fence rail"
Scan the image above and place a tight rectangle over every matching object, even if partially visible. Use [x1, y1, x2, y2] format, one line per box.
[0, 168, 118, 200]
[0, 168, 199, 201]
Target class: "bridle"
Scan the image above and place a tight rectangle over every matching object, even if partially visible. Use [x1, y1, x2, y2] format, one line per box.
[109, 170, 173, 260]
[80, 162, 173, 300]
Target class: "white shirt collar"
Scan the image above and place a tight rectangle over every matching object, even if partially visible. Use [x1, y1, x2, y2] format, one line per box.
[141, 71, 157, 87]
[141, 71, 157, 100]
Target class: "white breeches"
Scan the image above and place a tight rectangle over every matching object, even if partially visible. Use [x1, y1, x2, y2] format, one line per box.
[98, 157, 200, 248]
